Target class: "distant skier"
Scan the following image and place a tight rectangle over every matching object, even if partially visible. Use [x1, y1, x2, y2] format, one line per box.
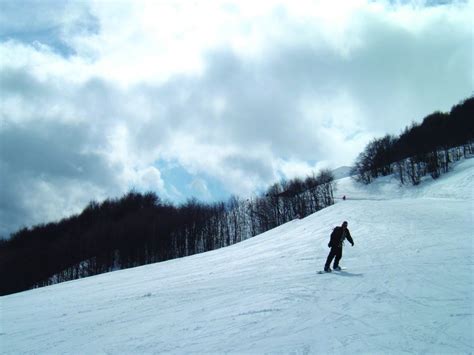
[342, 195, 346, 201]
[324, 221, 354, 272]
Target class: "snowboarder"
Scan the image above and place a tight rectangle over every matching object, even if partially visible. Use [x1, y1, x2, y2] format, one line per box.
[324, 221, 354, 272]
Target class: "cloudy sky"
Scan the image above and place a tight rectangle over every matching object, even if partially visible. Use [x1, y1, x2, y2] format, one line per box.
[0, 0, 472, 237]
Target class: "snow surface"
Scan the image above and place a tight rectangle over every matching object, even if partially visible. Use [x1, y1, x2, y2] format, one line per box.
[2, 159, 473, 354]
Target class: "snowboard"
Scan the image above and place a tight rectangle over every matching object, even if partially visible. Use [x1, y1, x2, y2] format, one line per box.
[317, 267, 347, 274]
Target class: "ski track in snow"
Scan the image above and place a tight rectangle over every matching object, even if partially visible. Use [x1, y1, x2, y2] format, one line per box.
[1, 159, 473, 354]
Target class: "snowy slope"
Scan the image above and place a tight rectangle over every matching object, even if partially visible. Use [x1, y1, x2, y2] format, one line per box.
[2, 159, 473, 354]
[332, 166, 353, 180]
[334, 158, 474, 202]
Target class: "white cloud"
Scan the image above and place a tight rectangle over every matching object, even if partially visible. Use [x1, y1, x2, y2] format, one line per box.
[21, 177, 107, 228]
[276, 159, 318, 181]
[135, 166, 166, 193]
[189, 178, 212, 200]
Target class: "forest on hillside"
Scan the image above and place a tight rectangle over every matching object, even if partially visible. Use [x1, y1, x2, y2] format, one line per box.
[0, 169, 334, 295]
[351, 97, 474, 184]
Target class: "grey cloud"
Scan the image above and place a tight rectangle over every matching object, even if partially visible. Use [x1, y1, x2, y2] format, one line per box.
[0, 120, 123, 236]
[341, 15, 472, 133]
[1, 67, 51, 99]
[223, 153, 275, 182]
[153, 48, 322, 157]
[0, 167, 27, 237]
[0, 122, 115, 184]
[1, 68, 120, 126]
[0, 70, 128, 236]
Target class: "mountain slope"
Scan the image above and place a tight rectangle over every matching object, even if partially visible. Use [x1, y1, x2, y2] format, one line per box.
[331, 165, 353, 180]
[2, 159, 473, 354]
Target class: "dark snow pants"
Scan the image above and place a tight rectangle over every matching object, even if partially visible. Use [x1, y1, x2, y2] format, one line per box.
[325, 246, 342, 269]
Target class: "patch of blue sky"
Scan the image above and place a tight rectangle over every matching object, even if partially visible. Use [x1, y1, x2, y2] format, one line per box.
[156, 161, 231, 205]
[386, 0, 463, 5]
[0, 27, 77, 57]
[0, 0, 100, 58]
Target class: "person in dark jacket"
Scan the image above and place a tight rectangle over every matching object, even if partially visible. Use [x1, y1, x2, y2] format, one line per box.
[324, 221, 354, 272]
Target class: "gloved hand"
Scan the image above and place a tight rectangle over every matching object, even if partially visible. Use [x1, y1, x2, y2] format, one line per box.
[351, 242, 354, 247]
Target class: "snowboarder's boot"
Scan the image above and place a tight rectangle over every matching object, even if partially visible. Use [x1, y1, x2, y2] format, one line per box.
[324, 267, 332, 273]
[333, 266, 341, 271]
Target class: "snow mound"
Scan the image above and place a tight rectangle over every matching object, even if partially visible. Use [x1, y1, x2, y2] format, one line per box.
[2, 159, 473, 354]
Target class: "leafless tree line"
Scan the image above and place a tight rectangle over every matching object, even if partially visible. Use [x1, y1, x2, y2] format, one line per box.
[0, 171, 335, 295]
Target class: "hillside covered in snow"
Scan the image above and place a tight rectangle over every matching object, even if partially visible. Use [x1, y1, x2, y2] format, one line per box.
[2, 158, 473, 354]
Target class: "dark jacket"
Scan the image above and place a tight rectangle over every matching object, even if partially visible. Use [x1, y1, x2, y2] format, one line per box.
[328, 226, 354, 248]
